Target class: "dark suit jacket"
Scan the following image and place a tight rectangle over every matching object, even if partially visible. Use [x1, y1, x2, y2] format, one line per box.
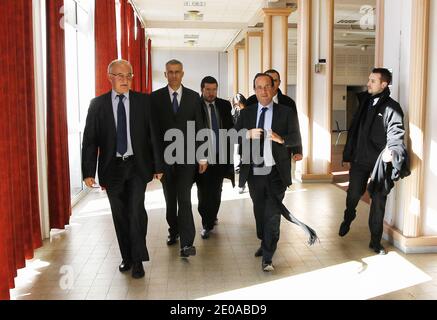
[81, 90, 163, 186]
[234, 103, 302, 188]
[199, 97, 235, 185]
[343, 88, 405, 165]
[151, 85, 205, 164]
[247, 88, 302, 155]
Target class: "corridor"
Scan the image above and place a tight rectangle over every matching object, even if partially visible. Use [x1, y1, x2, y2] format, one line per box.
[10, 181, 437, 300]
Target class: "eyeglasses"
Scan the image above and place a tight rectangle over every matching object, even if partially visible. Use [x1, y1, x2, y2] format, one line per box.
[110, 73, 134, 81]
[255, 85, 272, 91]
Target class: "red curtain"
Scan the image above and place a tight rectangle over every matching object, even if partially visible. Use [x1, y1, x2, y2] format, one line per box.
[46, 0, 72, 230]
[95, 0, 118, 96]
[129, 13, 139, 90]
[146, 38, 153, 94]
[0, 0, 42, 300]
[129, 17, 146, 92]
[120, 0, 129, 60]
[139, 25, 147, 93]
[120, 1, 146, 92]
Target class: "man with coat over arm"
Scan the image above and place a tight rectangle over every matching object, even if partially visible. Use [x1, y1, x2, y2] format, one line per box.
[338, 68, 408, 255]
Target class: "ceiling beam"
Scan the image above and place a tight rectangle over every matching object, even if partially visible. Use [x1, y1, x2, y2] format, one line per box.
[146, 21, 247, 30]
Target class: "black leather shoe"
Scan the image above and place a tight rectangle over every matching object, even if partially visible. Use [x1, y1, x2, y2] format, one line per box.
[254, 247, 263, 257]
[118, 260, 131, 272]
[338, 220, 352, 237]
[180, 246, 196, 258]
[262, 260, 274, 272]
[369, 242, 387, 255]
[201, 228, 211, 239]
[131, 262, 145, 279]
[167, 234, 179, 246]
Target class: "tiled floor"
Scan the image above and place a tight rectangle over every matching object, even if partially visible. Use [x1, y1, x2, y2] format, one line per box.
[10, 178, 437, 300]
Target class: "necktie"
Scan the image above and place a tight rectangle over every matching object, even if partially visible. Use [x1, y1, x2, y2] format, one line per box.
[257, 107, 268, 157]
[116, 94, 127, 156]
[209, 103, 220, 154]
[172, 92, 179, 114]
[253, 107, 268, 167]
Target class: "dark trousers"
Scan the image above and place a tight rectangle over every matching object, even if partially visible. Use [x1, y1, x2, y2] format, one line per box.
[105, 158, 149, 262]
[345, 163, 388, 245]
[161, 164, 196, 248]
[196, 164, 226, 230]
[247, 166, 286, 262]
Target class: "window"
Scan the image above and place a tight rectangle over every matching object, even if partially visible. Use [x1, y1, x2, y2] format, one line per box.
[64, 0, 95, 202]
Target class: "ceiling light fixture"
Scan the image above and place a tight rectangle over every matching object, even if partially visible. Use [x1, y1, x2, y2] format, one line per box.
[184, 10, 203, 21]
[184, 39, 197, 46]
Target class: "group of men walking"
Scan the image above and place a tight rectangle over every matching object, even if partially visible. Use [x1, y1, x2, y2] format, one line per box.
[81, 58, 408, 278]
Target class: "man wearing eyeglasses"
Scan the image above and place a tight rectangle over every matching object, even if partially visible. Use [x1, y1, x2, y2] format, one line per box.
[82, 59, 163, 279]
[235, 73, 303, 272]
[247, 69, 303, 162]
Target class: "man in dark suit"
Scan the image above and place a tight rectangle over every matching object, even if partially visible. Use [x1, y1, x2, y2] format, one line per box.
[151, 59, 207, 258]
[196, 76, 234, 239]
[82, 60, 163, 278]
[247, 69, 303, 160]
[339, 68, 406, 255]
[235, 73, 302, 272]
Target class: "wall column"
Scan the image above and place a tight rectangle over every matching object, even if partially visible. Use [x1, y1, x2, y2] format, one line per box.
[296, 0, 312, 176]
[375, 0, 385, 67]
[245, 31, 263, 98]
[403, 0, 430, 237]
[301, 0, 334, 182]
[262, 8, 293, 93]
[233, 44, 246, 96]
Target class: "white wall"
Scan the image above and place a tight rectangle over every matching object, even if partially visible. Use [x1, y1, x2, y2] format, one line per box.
[333, 47, 375, 86]
[151, 49, 228, 98]
[247, 35, 262, 99]
[423, 0, 437, 236]
[237, 48, 246, 97]
[309, 0, 331, 175]
[227, 48, 234, 99]
[219, 52, 228, 99]
[382, 0, 412, 233]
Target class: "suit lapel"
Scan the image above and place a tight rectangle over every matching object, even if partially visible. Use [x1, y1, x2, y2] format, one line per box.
[215, 100, 225, 128]
[200, 99, 210, 128]
[104, 92, 117, 137]
[249, 104, 258, 128]
[179, 85, 187, 112]
[162, 86, 173, 115]
[129, 91, 136, 147]
[271, 103, 279, 133]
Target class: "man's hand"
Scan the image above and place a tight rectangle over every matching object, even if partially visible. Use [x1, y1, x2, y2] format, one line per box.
[293, 154, 303, 161]
[382, 149, 393, 163]
[154, 173, 163, 180]
[84, 177, 96, 188]
[268, 130, 284, 144]
[199, 161, 208, 174]
[246, 128, 264, 139]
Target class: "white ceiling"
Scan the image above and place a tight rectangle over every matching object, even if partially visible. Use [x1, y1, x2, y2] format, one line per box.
[133, 0, 264, 50]
[132, 0, 376, 51]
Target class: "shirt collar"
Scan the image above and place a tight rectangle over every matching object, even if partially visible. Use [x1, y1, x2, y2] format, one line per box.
[258, 100, 274, 110]
[204, 99, 216, 106]
[168, 85, 182, 97]
[112, 90, 129, 101]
